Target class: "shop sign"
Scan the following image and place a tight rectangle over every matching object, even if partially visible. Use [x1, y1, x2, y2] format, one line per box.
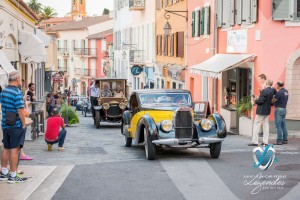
[131, 65, 142, 76]
[227, 30, 247, 53]
[52, 73, 64, 83]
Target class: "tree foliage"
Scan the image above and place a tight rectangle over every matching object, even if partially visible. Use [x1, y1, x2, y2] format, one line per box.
[27, 0, 42, 15]
[102, 8, 110, 15]
[41, 6, 58, 20]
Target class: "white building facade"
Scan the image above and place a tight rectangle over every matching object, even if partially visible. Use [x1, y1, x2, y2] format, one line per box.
[113, 0, 157, 94]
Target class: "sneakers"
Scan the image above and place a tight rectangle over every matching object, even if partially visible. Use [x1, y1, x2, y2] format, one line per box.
[48, 144, 53, 151]
[8, 174, 27, 184]
[0, 172, 9, 181]
[58, 147, 65, 151]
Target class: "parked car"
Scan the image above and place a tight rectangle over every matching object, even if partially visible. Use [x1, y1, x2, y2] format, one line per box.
[121, 90, 227, 160]
[75, 97, 88, 111]
[93, 78, 127, 128]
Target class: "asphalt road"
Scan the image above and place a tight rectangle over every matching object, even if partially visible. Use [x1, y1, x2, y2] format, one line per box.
[20, 111, 300, 200]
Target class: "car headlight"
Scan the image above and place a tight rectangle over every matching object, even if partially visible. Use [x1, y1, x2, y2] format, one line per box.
[200, 119, 213, 131]
[119, 102, 127, 110]
[103, 103, 110, 110]
[160, 120, 173, 133]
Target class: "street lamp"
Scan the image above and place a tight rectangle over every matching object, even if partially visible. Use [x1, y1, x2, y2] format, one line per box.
[164, 21, 172, 36]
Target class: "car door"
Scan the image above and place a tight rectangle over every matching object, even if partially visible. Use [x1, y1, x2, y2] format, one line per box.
[129, 94, 143, 138]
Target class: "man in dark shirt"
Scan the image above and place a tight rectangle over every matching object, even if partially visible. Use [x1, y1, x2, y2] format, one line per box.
[27, 83, 36, 113]
[272, 81, 289, 145]
[249, 80, 276, 146]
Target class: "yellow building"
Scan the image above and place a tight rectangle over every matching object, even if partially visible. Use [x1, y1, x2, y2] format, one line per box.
[155, 0, 187, 89]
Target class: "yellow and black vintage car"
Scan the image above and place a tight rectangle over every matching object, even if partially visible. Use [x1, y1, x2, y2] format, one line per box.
[121, 89, 227, 160]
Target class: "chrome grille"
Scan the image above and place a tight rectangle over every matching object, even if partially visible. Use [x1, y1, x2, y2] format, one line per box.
[107, 105, 122, 116]
[175, 110, 193, 139]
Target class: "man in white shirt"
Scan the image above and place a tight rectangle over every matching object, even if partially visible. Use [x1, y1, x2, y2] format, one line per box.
[90, 80, 100, 118]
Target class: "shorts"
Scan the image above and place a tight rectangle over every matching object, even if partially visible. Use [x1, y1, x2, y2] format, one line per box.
[2, 127, 25, 149]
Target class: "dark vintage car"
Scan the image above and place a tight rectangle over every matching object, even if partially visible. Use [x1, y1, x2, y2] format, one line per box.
[93, 78, 127, 128]
[121, 90, 227, 160]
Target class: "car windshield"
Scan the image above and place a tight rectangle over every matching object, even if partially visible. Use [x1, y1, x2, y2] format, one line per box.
[99, 80, 126, 97]
[139, 93, 192, 107]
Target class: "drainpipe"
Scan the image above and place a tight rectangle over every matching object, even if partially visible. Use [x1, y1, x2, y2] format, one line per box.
[212, 0, 218, 113]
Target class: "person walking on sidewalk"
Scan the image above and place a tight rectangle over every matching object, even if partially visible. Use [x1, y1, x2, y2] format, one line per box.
[272, 81, 289, 145]
[249, 80, 276, 146]
[45, 108, 67, 151]
[0, 71, 30, 183]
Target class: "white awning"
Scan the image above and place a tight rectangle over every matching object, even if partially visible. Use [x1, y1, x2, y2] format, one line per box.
[190, 54, 255, 78]
[0, 50, 16, 87]
[19, 30, 47, 63]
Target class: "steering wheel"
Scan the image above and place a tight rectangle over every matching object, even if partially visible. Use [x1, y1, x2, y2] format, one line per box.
[101, 90, 112, 97]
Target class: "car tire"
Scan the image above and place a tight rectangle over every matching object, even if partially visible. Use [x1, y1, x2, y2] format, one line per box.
[95, 111, 101, 129]
[210, 142, 222, 159]
[122, 122, 132, 147]
[144, 128, 155, 160]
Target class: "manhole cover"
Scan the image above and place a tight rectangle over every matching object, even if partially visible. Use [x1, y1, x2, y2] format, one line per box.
[78, 147, 107, 155]
[275, 164, 300, 171]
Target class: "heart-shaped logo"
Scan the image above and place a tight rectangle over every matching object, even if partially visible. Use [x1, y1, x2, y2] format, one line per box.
[253, 145, 277, 171]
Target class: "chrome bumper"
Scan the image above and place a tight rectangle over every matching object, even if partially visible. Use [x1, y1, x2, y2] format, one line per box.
[152, 137, 224, 146]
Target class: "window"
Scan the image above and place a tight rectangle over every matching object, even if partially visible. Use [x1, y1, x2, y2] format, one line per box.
[191, 6, 210, 37]
[163, 35, 168, 56]
[161, 79, 165, 89]
[273, 0, 300, 21]
[172, 82, 176, 89]
[217, 0, 257, 28]
[101, 39, 107, 51]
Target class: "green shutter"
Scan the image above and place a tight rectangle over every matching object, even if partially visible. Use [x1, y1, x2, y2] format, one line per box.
[201, 7, 205, 35]
[205, 6, 211, 35]
[192, 11, 195, 37]
[272, 0, 290, 20]
[251, 0, 258, 23]
[198, 10, 201, 37]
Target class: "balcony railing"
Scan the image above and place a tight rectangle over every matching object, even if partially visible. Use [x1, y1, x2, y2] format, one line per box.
[58, 48, 69, 56]
[129, 50, 144, 64]
[75, 68, 96, 77]
[74, 48, 97, 57]
[129, 0, 145, 10]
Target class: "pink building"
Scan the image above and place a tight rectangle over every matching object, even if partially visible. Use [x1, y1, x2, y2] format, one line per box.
[187, 0, 300, 136]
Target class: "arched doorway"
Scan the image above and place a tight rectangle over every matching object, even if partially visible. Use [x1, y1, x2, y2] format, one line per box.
[286, 51, 300, 120]
[81, 81, 87, 96]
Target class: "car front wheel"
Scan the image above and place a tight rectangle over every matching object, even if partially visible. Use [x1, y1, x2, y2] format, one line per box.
[95, 111, 101, 129]
[122, 122, 132, 147]
[210, 142, 222, 159]
[144, 128, 155, 160]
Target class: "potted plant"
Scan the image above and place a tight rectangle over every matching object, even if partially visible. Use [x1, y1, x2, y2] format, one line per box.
[237, 96, 252, 117]
[60, 103, 80, 125]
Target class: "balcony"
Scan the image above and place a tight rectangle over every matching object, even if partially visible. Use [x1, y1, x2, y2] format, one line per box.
[74, 48, 97, 57]
[58, 48, 69, 57]
[129, 50, 144, 64]
[129, 0, 145, 10]
[75, 68, 96, 77]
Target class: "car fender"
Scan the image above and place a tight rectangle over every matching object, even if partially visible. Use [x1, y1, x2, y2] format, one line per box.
[209, 113, 227, 138]
[135, 114, 158, 144]
[123, 110, 131, 125]
[93, 106, 102, 110]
